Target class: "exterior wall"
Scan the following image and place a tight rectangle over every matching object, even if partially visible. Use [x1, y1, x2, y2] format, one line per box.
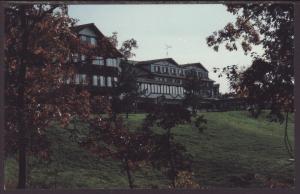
[135, 60, 220, 104]
[71, 26, 122, 96]
[150, 61, 185, 78]
[183, 65, 208, 79]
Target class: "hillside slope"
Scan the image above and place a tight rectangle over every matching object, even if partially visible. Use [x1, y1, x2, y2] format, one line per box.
[5, 111, 295, 189]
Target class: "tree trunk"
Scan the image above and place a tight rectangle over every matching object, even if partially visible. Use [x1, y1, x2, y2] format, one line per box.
[284, 111, 294, 158]
[17, 7, 29, 188]
[124, 157, 134, 189]
[17, 62, 27, 189]
[166, 129, 176, 188]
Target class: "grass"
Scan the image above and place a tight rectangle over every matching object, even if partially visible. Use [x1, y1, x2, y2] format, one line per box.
[5, 110, 295, 189]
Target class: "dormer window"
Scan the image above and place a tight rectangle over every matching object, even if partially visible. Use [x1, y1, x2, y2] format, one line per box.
[90, 37, 97, 46]
[171, 68, 176, 75]
[80, 35, 87, 41]
[198, 72, 202, 78]
[80, 35, 97, 46]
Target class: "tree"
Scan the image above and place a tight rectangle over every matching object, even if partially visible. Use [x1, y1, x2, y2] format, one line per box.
[142, 103, 206, 188]
[206, 3, 294, 157]
[108, 32, 140, 119]
[108, 32, 138, 59]
[182, 73, 204, 114]
[5, 4, 99, 188]
[117, 61, 142, 118]
[79, 109, 154, 189]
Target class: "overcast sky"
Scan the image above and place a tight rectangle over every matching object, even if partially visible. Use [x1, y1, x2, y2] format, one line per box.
[68, 4, 264, 93]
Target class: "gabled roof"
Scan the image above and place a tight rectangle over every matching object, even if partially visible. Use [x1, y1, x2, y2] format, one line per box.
[70, 23, 105, 38]
[71, 23, 122, 57]
[181, 62, 208, 72]
[135, 58, 180, 67]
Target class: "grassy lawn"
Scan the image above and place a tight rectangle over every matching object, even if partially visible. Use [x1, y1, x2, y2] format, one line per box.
[5, 111, 295, 189]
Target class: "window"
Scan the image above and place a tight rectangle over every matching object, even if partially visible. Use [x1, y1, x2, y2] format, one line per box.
[75, 74, 87, 85]
[151, 65, 155, 72]
[90, 37, 97, 46]
[113, 77, 118, 87]
[141, 83, 144, 91]
[179, 69, 183, 76]
[92, 75, 105, 87]
[72, 53, 79, 62]
[65, 77, 71, 84]
[155, 84, 159, 93]
[80, 35, 87, 41]
[81, 55, 85, 62]
[107, 77, 112, 87]
[172, 68, 176, 75]
[80, 74, 87, 85]
[100, 76, 105, 86]
[80, 35, 97, 46]
[75, 74, 80, 84]
[92, 56, 104, 65]
[93, 76, 98, 86]
[163, 67, 167, 73]
[106, 58, 117, 67]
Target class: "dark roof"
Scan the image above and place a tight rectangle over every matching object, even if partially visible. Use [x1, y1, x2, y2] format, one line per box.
[181, 63, 208, 72]
[70, 23, 105, 38]
[134, 58, 179, 67]
[71, 23, 122, 57]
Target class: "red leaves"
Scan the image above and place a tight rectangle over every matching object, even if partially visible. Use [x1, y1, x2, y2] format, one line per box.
[5, 5, 95, 159]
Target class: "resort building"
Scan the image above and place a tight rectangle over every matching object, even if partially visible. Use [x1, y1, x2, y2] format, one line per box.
[70, 23, 123, 96]
[69, 23, 220, 108]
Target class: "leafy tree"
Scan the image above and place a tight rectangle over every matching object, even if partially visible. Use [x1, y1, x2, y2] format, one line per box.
[142, 103, 205, 188]
[182, 74, 204, 114]
[108, 32, 140, 119]
[117, 61, 142, 118]
[108, 32, 138, 59]
[4, 4, 106, 188]
[206, 3, 294, 158]
[79, 109, 154, 189]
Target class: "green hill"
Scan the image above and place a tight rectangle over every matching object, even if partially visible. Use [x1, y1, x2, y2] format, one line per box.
[5, 111, 295, 189]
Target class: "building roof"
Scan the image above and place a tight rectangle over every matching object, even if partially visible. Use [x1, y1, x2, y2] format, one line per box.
[71, 23, 123, 57]
[181, 62, 208, 72]
[71, 23, 105, 38]
[134, 58, 180, 67]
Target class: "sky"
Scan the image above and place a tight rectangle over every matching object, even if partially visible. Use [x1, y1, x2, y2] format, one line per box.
[68, 4, 264, 93]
